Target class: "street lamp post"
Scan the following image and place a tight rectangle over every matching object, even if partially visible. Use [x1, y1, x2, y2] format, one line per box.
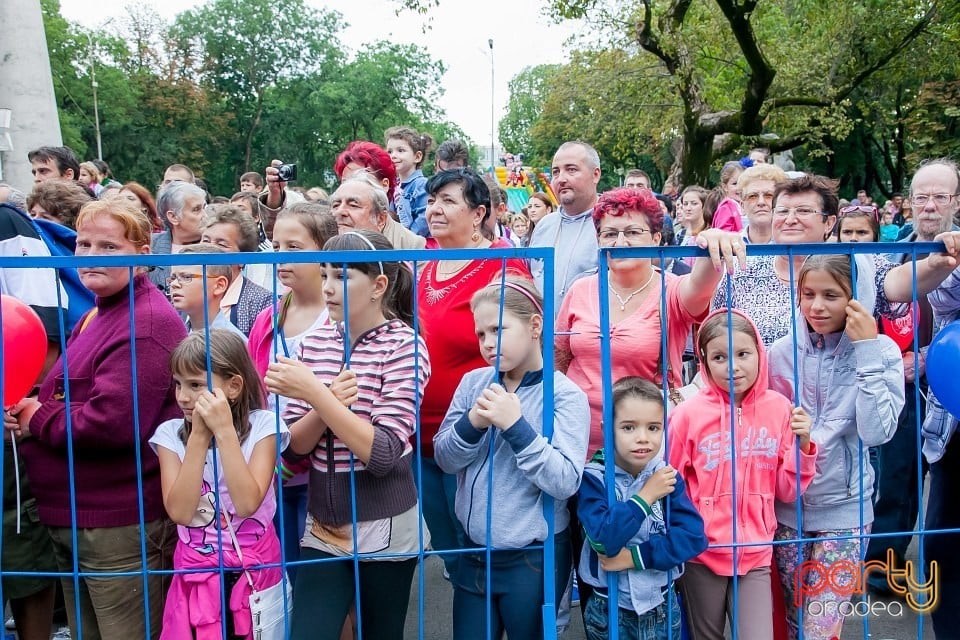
[90, 44, 102, 161]
[488, 38, 494, 171]
[86, 19, 113, 161]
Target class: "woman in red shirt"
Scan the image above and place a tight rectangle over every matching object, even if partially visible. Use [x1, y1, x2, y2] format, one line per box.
[416, 168, 530, 579]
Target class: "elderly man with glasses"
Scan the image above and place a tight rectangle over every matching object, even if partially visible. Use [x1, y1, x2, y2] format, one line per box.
[863, 160, 960, 600]
[890, 159, 960, 636]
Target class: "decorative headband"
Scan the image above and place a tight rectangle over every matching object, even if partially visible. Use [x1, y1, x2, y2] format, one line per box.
[340, 231, 384, 275]
[486, 279, 544, 315]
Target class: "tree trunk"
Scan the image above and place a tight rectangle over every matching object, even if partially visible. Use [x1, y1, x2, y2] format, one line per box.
[243, 89, 265, 173]
[893, 93, 907, 192]
[679, 126, 716, 188]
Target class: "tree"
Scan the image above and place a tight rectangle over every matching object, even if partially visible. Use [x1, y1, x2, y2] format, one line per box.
[520, 49, 678, 187]
[545, 0, 952, 185]
[393, 0, 960, 187]
[171, 0, 345, 175]
[255, 40, 454, 190]
[38, 0, 498, 196]
[498, 64, 559, 163]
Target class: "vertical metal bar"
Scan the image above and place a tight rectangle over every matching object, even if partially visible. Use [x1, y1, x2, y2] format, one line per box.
[127, 267, 154, 639]
[725, 286, 738, 640]
[787, 248, 804, 637]
[597, 246, 619, 638]
[911, 245, 928, 639]
[482, 260, 508, 640]
[341, 260, 363, 640]
[541, 248, 557, 637]
[412, 257, 427, 640]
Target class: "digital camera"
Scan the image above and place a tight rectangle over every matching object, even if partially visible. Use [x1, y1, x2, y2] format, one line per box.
[277, 163, 297, 182]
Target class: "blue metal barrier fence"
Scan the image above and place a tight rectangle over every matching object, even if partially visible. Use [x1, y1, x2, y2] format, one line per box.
[0, 241, 947, 639]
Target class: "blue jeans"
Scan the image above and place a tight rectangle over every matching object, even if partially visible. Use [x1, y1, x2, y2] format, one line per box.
[865, 380, 927, 583]
[925, 432, 960, 635]
[290, 548, 416, 640]
[413, 456, 465, 577]
[584, 590, 682, 640]
[452, 529, 571, 640]
[273, 482, 308, 586]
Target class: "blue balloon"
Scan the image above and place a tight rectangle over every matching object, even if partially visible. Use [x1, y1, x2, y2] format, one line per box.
[926, 319, 960, 418]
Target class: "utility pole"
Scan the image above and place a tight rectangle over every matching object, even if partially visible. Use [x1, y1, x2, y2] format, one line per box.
[87, 33, 103, 160]
[488, 38, 495, 171]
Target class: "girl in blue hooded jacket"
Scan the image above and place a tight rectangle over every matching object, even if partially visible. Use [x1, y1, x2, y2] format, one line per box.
[768, 254, 904, 640]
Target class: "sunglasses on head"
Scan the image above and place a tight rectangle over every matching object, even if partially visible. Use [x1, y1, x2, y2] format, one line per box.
[839, 204, 879, 221]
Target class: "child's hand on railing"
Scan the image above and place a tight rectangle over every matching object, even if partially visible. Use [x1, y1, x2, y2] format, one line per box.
[638, 465, 677, 505]
[265, 356, 323, 404]
[330, 369, 358, 408]
[791, 407, 812, 453]
[474, 383, 522, 431]
[845, 300, 878, 341]
[194, 389, 234, 442]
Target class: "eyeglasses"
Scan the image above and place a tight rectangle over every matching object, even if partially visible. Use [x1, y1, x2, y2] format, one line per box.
[743, 191, 775, 203]
[910, 193, 958, 207]
[166, 272, 205, 287]
[598, 227, 651, 243]
[839, 204, 879, 221]
[772, 207, 825, 219]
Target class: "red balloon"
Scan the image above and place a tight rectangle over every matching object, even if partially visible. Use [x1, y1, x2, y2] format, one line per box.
[2, 295, 48, 407]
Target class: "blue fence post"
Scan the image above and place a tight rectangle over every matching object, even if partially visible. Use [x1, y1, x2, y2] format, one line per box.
[541, 246, 558, 638]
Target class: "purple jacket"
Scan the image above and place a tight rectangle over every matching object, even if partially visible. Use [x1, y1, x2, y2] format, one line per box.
[23, 274, 187, 528]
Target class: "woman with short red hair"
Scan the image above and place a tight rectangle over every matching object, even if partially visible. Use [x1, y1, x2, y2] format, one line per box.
[334, 140, 398, 201]
[556, 187, 746, 458]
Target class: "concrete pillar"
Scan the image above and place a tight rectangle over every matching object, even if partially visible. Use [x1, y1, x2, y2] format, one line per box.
[0, 0, 63, 192]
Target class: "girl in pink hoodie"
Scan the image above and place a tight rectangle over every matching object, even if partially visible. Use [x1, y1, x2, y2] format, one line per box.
[668, 309, 817, 639]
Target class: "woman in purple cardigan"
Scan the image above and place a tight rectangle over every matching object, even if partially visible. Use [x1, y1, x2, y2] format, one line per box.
[8, 200, 186, 640]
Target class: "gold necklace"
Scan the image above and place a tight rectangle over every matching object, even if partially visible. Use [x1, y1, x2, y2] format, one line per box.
[609, 271, 656, 311]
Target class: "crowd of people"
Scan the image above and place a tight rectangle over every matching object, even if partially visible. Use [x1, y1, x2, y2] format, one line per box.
[0, 133, 958, 640]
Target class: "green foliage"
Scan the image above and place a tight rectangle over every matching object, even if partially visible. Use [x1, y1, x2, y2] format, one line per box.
[41, 0, 465, 196]
[498, 65, 559, 165]
[906, 80, 960, 168]
[169, 0, 345, 177]
[492, 0, 960, 189]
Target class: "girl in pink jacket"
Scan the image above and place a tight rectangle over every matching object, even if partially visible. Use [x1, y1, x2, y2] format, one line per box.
[668, 309, 816, 639]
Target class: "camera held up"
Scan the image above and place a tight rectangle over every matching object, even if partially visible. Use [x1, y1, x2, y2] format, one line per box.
[276, 163, 298, 182]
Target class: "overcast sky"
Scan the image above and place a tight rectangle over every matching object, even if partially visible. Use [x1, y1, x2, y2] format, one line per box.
[58, 0, 581, 149]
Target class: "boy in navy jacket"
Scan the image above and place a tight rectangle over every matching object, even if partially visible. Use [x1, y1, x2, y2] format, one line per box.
[578, 377, 706, 640]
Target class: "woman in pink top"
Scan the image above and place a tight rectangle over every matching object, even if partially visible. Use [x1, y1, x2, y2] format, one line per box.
[556, 187, 747, 459]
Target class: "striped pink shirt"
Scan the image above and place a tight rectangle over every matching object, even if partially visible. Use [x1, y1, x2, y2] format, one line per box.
[283, 319, 431, 524]
[284, 319, 430, 473]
